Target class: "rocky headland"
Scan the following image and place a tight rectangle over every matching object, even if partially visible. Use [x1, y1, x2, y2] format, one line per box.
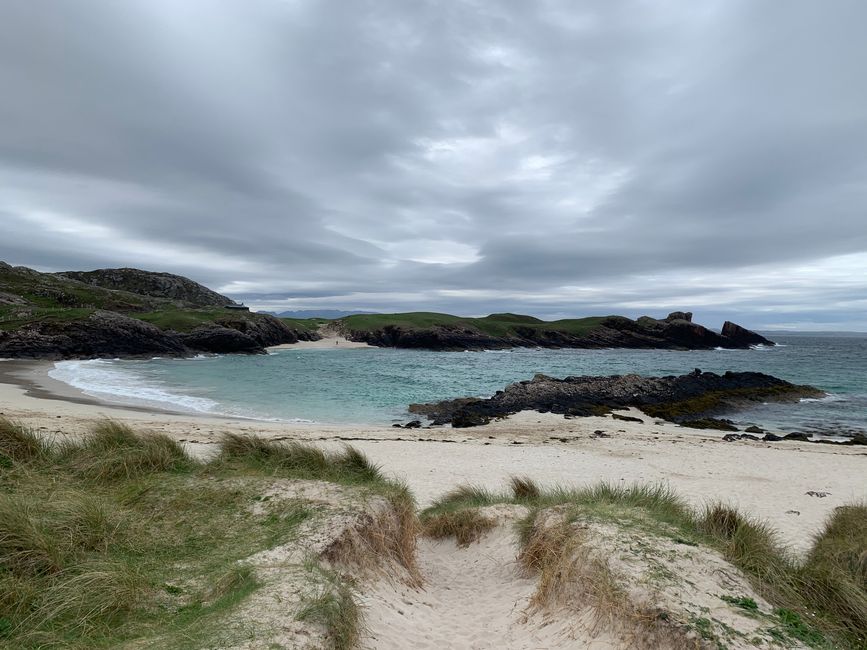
[341, 311, 775, 352]
[409, 370, 823, 427]
[0, 262, 317, 359]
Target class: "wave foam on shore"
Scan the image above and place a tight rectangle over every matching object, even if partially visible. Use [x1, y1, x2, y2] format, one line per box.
[49, 359, 221, 414]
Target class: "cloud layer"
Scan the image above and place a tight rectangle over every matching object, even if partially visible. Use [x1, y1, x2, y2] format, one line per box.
[2, 0, 866, 329]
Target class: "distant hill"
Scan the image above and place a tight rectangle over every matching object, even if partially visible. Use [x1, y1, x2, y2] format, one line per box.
[262, 309, 380, 319]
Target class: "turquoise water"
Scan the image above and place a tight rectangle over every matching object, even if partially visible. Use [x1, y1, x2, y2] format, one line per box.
[49, 335, 867, 436]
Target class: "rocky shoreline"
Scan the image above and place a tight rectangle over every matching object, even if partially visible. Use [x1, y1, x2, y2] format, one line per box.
[409, 369, 824, 427]
[0, 308, 318, 359]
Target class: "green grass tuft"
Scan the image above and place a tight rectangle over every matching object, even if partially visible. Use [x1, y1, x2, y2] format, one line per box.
[771, 608, 827, 646]
[217, 433, 385, 485]
[421, 509, 497, 547]
[797, 503, 867, 646]
[297, 563, 362, 650]
[510, 476, 541, 502]
[0, 418, 51, 465]
[698, 503, 786, 584]
[58, 421, 196, 482]
[720, 595, 759, 611]
[424, 484, 501, 515]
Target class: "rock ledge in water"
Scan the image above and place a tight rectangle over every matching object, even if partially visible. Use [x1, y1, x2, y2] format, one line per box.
[409, 370, 822, 427]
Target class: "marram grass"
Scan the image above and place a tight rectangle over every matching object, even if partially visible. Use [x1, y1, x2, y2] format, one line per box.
[0, 419, 402, 649]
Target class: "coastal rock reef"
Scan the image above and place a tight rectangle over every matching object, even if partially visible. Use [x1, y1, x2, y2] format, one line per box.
[409, 370, 822, 426]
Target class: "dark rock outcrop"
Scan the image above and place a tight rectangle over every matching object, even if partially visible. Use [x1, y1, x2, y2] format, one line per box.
[722, 433, 760, 441]
[409, 371, 821, 427]
[0, 310, 189, 359]
[59, 268, 235, 308]
[720, 321, 774, 347]
[0, 310, 315, 359]
[680, 418, 739, 431]
[179, 327, 262, 354]
[213, 313, 312, 348]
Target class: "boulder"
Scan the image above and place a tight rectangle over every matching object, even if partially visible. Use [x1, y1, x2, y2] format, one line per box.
[179, 326, 263, 354]
[451, 410, 492, 428]
[720, 321, 775, 347]
[0, 310, 190, 359]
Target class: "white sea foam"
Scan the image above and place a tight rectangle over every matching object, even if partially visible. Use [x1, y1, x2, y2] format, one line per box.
[49, 360, 220, 414]
[48, 359, 313, 422]
[800, 393, 847, 403]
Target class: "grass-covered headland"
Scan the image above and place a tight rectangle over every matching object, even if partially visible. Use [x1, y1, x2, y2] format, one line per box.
[0, 263, 318, 357]
[337, 309, 775, 351]
[0, 419, 416, 649]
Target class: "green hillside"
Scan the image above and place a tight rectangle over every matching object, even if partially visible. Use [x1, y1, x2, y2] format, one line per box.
[339, 311, 609, 338]
[0, 264, 276, 335]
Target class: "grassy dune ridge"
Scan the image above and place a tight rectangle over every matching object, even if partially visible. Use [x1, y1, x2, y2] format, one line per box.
[0, 419, 412, 649]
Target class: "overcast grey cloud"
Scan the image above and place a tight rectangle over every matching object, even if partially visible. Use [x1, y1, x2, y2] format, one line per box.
[1, 0, 866, 329]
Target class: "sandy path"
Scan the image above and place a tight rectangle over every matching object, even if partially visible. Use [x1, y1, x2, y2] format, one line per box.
[360, 524, 593, 649]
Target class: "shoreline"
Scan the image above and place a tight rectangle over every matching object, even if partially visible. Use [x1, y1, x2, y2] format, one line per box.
[0, 359, 864, 554]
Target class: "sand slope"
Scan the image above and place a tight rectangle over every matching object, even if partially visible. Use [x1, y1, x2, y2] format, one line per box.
[361, 517, 595, 649]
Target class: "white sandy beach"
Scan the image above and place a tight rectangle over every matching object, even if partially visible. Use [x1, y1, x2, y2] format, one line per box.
[268, 334, 374, 350]
[1, 359, 863, 555]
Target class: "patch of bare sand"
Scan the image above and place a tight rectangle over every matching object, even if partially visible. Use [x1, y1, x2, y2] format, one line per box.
[360, 506, 608, 650]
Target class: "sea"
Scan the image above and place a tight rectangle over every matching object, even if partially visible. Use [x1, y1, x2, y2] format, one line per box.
[46, 334, 867, 438]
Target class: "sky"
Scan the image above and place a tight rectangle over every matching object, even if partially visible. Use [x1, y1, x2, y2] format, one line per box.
[1, 1, 866, 330]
